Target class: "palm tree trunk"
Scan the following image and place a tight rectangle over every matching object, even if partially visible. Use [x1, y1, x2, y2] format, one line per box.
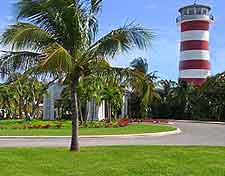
[70, 77, 80, 152]
[19, 96, 23, 118]
[108, 102, 112, 122]
[110, 104, 112, 122]
[78, 99, 84, 124]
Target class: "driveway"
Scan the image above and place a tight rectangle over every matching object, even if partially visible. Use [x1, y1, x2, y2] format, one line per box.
[0, 121, 225, 147]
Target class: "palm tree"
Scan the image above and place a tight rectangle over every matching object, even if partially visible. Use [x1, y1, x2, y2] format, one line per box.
[77, 66, 128, 121]
[0, 83, 18, 118]
[130, 57, 159, 117]
[130, 57, 149, 74]
[0, 0, 153, 151]
[168, 81, 194, 119]
[0, 73, 47, 119]
[100, 74, 126, 121]
[151, 80, 177, 117]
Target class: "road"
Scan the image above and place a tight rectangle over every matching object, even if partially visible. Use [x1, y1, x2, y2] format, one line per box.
[0, 121, 225, 147]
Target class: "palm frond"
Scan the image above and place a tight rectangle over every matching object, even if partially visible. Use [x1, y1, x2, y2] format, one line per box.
[90, 0, 103, 14]
[84, 0, 103, 43]
[17, 0, 73, 20]
[38, 43, 73, 73]
[88, 23, 154, 58]
[17, 0, 74, 43]
[130, 57, 149, 74]
[1, 22, 54, 50]
[0, 50, 42, 79]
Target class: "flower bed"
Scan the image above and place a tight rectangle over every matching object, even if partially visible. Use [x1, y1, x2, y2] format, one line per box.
[0, 122, 63, 130]
[0, 118, 171, 130]
[0, 118, 130, 130]
[129, 118, 170, 124]
[80, 118, 129, 128]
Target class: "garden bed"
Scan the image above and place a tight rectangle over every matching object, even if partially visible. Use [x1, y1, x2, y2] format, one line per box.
[0, 119, 176, 136]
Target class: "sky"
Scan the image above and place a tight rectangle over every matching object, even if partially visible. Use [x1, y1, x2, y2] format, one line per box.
[0, 0, 224, 81]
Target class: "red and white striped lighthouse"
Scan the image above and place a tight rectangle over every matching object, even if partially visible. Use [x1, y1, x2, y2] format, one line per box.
[176, 4, 214, 86]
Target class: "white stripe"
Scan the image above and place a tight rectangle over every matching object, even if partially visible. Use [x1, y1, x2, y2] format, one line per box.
[179, 69, 211, 79]
[181, 30, 209, 41]
[177, 15, 214, 25]
[180, 50, 210, 61]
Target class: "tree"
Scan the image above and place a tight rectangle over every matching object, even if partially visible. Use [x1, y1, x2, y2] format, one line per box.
[0, 0, 153, 151]
[77, 66, 128, 121]
[130, 57, 159, 118]
[100, 70, 127, 121]
[195, 72, 225, 121]
[0, 74, 47, 119]
[152, 80, 195, 120]
[0, 83, 17, 118]
[151, 80, 177, 117]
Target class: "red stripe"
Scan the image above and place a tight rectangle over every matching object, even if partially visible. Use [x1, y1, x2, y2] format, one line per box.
[179, 60, 211, 70]
[181, 40, 208, 51]
[181, 21, 209, 32]
[179, 78, 206, 86]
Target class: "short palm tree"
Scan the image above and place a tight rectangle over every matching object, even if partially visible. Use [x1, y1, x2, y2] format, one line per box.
[130, 57, 159, 117]
[0, 0, 153, 151]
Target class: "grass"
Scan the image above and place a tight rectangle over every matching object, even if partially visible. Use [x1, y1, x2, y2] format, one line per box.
[0, 120, 176, 136]
[0, 146, 225, 176]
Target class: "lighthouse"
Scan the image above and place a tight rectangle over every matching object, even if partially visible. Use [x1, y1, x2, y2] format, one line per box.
[176, 4, 214, 86]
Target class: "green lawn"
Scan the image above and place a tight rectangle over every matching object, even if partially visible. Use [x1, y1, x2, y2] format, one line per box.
[0, 146, 225, 176]
[0, 120, 176, 136]
[0, 124, 176, 136]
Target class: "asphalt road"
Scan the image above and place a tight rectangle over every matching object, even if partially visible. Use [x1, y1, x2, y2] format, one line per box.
[0, 121, 225, 147]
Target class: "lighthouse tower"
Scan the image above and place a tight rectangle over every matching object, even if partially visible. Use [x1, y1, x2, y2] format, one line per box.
[176, 4, 214, 86]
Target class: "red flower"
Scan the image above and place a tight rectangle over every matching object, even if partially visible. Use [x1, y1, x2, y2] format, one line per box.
[118, 118, 129, 127]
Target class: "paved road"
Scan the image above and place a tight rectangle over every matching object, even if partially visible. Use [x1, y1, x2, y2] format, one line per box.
[0, 122, 225, 147]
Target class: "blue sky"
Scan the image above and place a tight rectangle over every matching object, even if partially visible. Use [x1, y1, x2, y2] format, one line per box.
[0, 0, 224, 81]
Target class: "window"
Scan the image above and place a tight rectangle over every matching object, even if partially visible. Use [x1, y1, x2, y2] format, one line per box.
[196, 8, 202, 15]
[188, 8, 195, 15]
[182, 9, 188, 15]
[202, 8, 208, 15]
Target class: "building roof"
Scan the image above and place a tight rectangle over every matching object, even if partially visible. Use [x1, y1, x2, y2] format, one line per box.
[179, 4, 211, 13]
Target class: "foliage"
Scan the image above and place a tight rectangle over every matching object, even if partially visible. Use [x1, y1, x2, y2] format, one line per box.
[0, 74, 47, 119]
[0, 120, 176, 136]
[80, 118, 129, 128]
[152, 73, 225, 121]
[0, 118, 129, 130]
[129, 57, 160, 118]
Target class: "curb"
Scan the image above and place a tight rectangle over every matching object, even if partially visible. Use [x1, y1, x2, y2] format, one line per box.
[175, 120, 225, 125]
[0, 128, 181, 139]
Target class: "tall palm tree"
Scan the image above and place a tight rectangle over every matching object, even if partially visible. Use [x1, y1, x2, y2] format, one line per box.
[0, 0, 153, 151]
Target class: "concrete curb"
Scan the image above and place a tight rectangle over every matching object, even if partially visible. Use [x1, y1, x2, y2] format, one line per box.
[0, 128, 181, 139]
[175, 120, 225, 125]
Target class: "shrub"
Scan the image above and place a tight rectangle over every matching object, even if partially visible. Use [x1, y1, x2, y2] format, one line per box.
[55, 123, 63, 129]
[40, 124, 51, 129]
[107, 123, 113, 128]
[33, 125, 42, 129]
[11, 125, 21, 129]
[0, 125, 7, 130]
[79, 119, 129, 129]
[27, 125, 33, 129]
[129, 118, 170, 124]
[118, 118, 129, 127]
[112, 121, 119, 128]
